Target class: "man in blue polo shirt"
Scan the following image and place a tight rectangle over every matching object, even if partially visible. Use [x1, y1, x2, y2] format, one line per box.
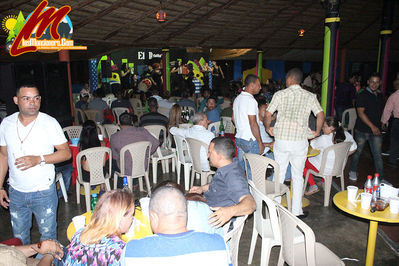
[349, 73, 384, 181]
[122, 186, 231, 265]
[190, 137, 256, 228]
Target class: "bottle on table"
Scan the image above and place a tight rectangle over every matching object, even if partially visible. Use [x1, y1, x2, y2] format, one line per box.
[364, 175, 373, 194]
[219, 118, 225, 137]
[90, 193, 98, 213]
[372, 173, 380, 200]
[123, 176, 129, 191]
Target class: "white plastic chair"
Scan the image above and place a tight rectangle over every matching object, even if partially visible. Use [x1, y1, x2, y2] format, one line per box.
[222, 215, 248, 266]
[84, 109, 102, 123]
[173, 135, 192, 191]
[112, 107, 129, 124]
[207, 121, 220, 136]
[303, 142, 352, 207]
[56, 172, 68, 203]
[104, 124, 120, 140]
[74, 108, 86, 125]
[341, 108, 356, 135]
[277, 204, 344, 266]
[129, 98, 144, 118]
[113, 141, 152, 195]
[144, 125, 177, 184]
[220, 116, 235, 134]
[63, 126, 82, 140]
[76, 147, 112, 212]
[185, 138, 214, 186]
[157, 106, 170, 117]
[178, 123, 192, 129]
[248, 180, 304, 266]
[244, 153, 291, 211]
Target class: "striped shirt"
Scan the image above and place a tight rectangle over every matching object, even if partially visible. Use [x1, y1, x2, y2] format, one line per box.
[122, 231, 231, 266]
[267, 84, 323, 141]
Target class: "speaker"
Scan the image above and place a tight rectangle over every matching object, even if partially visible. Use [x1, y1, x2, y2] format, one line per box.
[101, 60, 112, 78]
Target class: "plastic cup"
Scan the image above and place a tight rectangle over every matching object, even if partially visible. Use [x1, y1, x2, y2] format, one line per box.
[360, 193, 372, 209]
[98, 134, 103, 141]
[390, 197, 399, 214]
[72, 215, 86, 231]
[347, 186, 358, 202]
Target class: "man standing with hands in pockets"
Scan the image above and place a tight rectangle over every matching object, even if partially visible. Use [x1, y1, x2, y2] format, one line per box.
[265, 68, 324, 218]
[0, 85, 71, 244]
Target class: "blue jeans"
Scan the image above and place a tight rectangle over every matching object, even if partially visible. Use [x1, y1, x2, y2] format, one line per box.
[55, 164, 72, 198]
[9, 183, 58, 244]
[235, 138, 260, 171]
[350, 129, 384, 177]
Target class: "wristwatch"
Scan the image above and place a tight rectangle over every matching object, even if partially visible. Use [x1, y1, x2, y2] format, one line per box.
[40, 155, 46, 166]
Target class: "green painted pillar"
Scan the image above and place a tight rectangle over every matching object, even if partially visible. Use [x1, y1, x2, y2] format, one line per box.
[256, 49, 263, 81]
[162, 48, 171, 93]
[321, 0, 340, 116]
[376, 0, 394, 97]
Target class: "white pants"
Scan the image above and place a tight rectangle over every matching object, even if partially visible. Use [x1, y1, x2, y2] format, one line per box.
[274, 139, 308, 216]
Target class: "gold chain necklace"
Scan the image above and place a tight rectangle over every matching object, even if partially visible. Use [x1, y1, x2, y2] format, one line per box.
[16, 115, 37, 144]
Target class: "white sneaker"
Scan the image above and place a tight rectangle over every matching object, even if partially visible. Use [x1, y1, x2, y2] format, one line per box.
[349, 171, 358, 181]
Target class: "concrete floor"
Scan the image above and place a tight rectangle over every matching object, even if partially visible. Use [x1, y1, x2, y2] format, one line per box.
[1, 144, 398, 265]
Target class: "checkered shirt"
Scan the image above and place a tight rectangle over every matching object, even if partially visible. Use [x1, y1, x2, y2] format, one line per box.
[267, 84, 323, 141]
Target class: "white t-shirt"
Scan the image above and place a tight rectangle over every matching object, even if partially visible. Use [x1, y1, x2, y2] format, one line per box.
[309, 131, 357, 175]
[0, 112, 67, 192]
[233, 92, 259, 141]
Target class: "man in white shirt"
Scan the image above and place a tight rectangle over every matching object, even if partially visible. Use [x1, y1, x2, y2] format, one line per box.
[0, 85, 71, 244]
[151, 90, 174, 117]
[169, 112, 214, 171]
[233, 74, 263, 169]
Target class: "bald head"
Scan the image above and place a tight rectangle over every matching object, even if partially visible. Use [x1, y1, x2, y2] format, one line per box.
[149, 186, 187, 233]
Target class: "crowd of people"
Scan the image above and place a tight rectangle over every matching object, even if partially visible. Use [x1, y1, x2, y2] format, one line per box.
[0, 62, 398, 265]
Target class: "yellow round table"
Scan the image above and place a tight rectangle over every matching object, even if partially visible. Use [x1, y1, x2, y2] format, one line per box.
[67, 207, 153, 242]
[333, 190, 399, 266]
[281, 147, 320, 208]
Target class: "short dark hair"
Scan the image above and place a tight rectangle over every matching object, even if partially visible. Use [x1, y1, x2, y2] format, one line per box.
[148, 97, 158, 108]
[207, 96, 217, 103]
[256, 95, 267, 107]
[286, 68, 303, 84]
[368, 72, 380, 80]
[211, 137, 235, 160]
[244, 74, 259, 87]
[119, 112, 133, 126]
[16, 84, 39, 96]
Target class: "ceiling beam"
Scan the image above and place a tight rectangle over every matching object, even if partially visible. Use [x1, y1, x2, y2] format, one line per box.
[341, 16, 380, 47]
[0, 0, 32, 12]
[198, 8, 253, 47]
[165, 0, 241, 42]
[132, 0, 212, 44]
[70, 0, 98, 12]
[74, 0, 129, 31]
[229, 0, 295, 47]
[256, 1, 315, 48]
[102, 8, 157, 40]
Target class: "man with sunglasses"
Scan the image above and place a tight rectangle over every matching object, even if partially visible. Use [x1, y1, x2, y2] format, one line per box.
[0, 85, 71, 244]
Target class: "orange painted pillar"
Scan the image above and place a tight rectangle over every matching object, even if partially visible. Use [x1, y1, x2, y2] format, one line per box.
[59, 50, 74, 117]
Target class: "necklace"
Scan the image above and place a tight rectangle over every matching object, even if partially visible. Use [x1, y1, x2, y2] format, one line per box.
[16, 115, 37, 144]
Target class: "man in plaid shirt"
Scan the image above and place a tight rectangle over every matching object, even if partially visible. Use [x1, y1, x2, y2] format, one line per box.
[265, 68, 324, 217]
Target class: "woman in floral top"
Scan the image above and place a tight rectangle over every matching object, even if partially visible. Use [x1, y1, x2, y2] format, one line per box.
[64, 189, 135, 266]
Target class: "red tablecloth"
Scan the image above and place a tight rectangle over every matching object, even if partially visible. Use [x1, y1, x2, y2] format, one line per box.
[69, 138, 110, 185]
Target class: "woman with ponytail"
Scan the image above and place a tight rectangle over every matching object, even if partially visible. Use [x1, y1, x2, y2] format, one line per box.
[304, 116, 357, 195]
